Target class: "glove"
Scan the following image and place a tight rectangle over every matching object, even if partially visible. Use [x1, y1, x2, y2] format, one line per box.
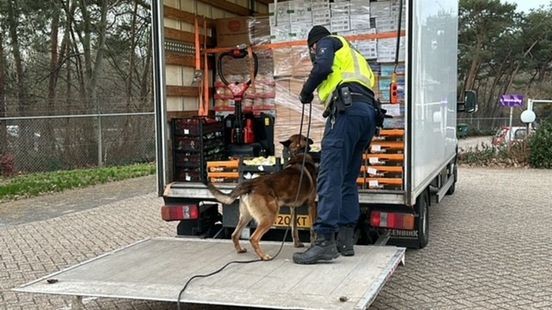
[299, 90, 314, 104]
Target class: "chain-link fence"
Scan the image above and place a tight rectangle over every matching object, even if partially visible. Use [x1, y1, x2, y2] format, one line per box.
[1, 105, 155, 174]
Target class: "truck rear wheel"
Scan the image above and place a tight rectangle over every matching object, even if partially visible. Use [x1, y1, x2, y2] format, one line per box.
[414, 191, 429, 249]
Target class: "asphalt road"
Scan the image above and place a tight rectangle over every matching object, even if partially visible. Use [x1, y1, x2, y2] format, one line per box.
[1, 168, 551, 309]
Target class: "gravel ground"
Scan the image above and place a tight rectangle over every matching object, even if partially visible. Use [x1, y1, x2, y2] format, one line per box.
[1, 168, 552, 309]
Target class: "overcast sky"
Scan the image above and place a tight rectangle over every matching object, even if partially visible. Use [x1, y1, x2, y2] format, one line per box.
[506, 0, 551, 12]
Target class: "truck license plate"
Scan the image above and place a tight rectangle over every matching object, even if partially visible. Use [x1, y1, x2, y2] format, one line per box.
[273, 214, 312, 228]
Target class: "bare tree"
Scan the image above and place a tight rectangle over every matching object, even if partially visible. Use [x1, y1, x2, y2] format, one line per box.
[0, 30, 7, 155]
[78, 0, 109, 109]
[6, 0, 27, 115]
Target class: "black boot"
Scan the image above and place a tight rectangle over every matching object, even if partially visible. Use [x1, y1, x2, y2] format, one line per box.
[293, 234, 340, 264]
[337, 226, 355, 256]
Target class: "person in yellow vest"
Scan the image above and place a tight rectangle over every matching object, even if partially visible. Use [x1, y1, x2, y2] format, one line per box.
[294, 25, 378, 264]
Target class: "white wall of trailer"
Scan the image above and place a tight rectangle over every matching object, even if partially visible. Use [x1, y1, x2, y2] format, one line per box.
[410, 0, 458, 195]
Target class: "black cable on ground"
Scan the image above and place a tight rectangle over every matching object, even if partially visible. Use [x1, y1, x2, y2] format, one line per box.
[176, 102, 313, 310]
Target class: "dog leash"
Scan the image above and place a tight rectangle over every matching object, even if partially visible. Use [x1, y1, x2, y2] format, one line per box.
[267, 101, 313, 260]
[177, 102, 314, 310]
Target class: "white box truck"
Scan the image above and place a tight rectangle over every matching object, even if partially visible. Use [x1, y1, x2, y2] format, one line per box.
[157, 0, 477, 250]
[15, 1, 476, 309]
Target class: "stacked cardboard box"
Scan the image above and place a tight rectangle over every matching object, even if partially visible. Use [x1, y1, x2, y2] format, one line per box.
[269, 2, 407, 104]
[262, 1, 409, 191]
[312, 2, 331, 27]
[269, 2, 292, 43]
[330, 1, 351, 33]
[351, 28, 378, 60]
[216, 16, 271, 47]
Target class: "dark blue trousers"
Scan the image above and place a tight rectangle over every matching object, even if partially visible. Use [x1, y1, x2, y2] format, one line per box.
[314, 99, 377, 238]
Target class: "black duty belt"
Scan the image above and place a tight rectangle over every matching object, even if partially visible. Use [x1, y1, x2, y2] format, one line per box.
[350, 92, 376, 107]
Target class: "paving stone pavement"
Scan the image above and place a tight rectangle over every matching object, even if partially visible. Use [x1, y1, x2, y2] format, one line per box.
[1, 168, 552, 309]
[0, 176, 158, 227]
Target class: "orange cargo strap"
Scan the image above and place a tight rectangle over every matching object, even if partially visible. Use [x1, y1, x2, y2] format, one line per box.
[194, 17, 200, 70]
[201, 18, 209, 116]
[194, 16, 207, 116]
[247, 46, 255, 92]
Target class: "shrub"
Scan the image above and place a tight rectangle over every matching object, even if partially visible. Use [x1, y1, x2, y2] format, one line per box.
[0, 154, 16, 177]
[459, 140, 530, 167]
[529, 118, 552, 168]
[459, 143, 497, 165]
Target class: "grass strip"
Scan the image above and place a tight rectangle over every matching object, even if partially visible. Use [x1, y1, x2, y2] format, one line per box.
[0, 163, 155, 202]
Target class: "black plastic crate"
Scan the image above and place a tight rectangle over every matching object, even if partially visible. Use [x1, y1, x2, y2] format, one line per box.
[173, 117, 223, 136]
[175, 136, 224, 152]
[174, 167, 203, 182]
[175, 153, 224, 168]
[171, 117, 225, 182]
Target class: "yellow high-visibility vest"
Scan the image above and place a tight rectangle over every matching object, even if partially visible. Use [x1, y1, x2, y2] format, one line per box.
[317, 35, 375, 108]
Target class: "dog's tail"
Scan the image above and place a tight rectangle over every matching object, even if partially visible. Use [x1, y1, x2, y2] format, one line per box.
[206, 182, 253, 205]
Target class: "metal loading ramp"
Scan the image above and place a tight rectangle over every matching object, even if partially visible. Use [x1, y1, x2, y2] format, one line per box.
[15, 237, 405, 310]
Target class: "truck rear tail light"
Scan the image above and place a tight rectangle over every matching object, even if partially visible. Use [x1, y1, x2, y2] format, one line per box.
[370, 211, 415, 230]
[161, 204, 199, 221]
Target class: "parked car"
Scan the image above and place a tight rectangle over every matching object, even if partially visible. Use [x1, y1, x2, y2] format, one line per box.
[491, 126, 529, 146]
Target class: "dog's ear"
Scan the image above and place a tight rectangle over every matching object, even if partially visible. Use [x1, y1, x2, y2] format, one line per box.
[308, 138, 314, 145]
[280, 139, 292, 147]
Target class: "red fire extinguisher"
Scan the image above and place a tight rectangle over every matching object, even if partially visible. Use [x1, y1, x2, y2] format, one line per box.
[243, 119, 255, 144]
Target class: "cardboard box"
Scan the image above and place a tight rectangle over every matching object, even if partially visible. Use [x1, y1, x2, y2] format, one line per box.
[270, 22, 291, 43]
[273, 48, 293, 77]
[377, 37, 405, 62]
[269, 1, 290, 15]
[269, 1, 291, 27]
[289, 78, 304, 96]
[350, 0, 370, 15]
[339, 30, 358, 36]
[216, 17, 251, 47]
[290, 22, 312, 41]
[354, 40, 378, 59]
[380, 63, 405, 77]
[350, 14, 372, 30]
[370, 1, 391, 18]
[330, 16, 350, 33]
[330, 2, 350, 16]
[291, 46, 312, 77]
[290, 0, 313, 23]
[311, 0, 330, 11]
[217, 16, 270, 47]
[312, 9, 331, 25]
[371, 0, 406, 18]
[375, 16, 406, 33]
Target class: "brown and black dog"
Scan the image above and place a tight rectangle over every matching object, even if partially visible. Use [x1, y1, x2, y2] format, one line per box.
[280, 134, 314, 158]
[207, 152, 317, 260]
